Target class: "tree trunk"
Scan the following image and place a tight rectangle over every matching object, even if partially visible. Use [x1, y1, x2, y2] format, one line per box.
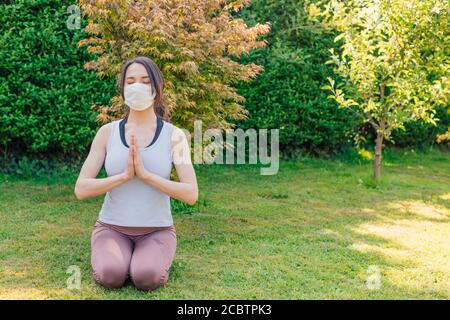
[374, 132, 383, 181]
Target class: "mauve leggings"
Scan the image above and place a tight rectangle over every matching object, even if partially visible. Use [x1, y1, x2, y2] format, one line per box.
[90, 221, 177, 291]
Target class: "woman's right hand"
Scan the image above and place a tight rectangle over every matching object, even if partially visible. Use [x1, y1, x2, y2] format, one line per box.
[122, 142, 136, 182]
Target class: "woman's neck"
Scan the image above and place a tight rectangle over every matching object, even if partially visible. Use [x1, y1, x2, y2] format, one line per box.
[127, 108, 157, 127]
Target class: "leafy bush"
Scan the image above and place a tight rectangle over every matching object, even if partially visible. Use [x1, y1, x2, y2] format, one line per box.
[233, 0, 448, 156]
[77, 0, 270, 134]
[0, 0, 445, 165]
[233, 0, 359, 156]
[390, 106, 450, 149]
[0, 0, 116, 158]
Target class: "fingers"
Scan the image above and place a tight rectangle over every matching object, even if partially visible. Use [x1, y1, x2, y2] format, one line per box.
[128, 142, 134, 159]
[129, 135, 136, 157]
[128, 147, 134, 168]
[129, 135, 141, 174]
[133, 144, 138, 163]
[128, 136, 135, 165]
[132, 142, 141, 168]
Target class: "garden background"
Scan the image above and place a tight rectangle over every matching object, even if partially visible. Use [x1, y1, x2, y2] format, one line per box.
[0, 0, 449, 299]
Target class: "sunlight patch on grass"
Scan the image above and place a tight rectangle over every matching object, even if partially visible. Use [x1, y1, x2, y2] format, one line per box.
[0, 287, 70, 299]
[0, 267, 28, 279]
[0, 257, 49, 289]
[351, 216, 450, 297]
[388, 200, 449, 220]
[351, 242, 411, 262]
[440, 193, 450, 201]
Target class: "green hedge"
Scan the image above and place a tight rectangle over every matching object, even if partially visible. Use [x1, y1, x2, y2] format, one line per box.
[234, 0, 448, 155]
[233, 0, 359, 156]
[0, 0, 446, 165]
[0, 0, 116, 158]
[390, 106, 449, 149]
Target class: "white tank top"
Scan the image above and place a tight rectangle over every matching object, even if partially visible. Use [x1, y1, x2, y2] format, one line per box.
[98, 116, 174, 227]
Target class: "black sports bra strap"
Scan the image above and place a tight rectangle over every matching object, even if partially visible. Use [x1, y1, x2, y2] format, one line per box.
[119, 115, 164, 148]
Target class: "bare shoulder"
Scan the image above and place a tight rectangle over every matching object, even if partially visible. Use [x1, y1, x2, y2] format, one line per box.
[98, 121, 113, 140]
[169, 123, 192, 164]
[91, 121, 114, 151]
[170, 123, 189, 144]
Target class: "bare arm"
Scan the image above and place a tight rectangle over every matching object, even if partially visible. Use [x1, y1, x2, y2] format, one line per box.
[74, 123, 134, 200]
[138, 126, 198, 205]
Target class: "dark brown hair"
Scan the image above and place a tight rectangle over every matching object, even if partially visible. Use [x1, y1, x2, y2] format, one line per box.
[117, 56, 167, 120]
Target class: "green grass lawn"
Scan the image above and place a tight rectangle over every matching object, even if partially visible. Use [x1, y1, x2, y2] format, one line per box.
[0, 150, 449, 299]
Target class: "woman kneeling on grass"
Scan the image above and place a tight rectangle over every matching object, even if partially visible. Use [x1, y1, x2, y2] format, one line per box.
[74, 56, 198, 291]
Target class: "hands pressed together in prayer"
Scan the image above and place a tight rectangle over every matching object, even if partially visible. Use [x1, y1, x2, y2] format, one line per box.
[123, 134, 150, 182]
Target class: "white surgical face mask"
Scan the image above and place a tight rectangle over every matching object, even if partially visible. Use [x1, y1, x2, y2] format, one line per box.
[124, 82, 156, 111]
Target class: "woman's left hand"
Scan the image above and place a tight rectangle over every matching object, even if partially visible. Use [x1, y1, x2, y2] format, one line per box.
[131, 135, 150, 180]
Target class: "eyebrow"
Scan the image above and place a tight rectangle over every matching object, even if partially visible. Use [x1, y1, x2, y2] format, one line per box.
[126, 76, 150, 79]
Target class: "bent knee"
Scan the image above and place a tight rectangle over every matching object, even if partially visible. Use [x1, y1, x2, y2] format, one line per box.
[131, 266, 168, 291]
[93, 264, 128, 289]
